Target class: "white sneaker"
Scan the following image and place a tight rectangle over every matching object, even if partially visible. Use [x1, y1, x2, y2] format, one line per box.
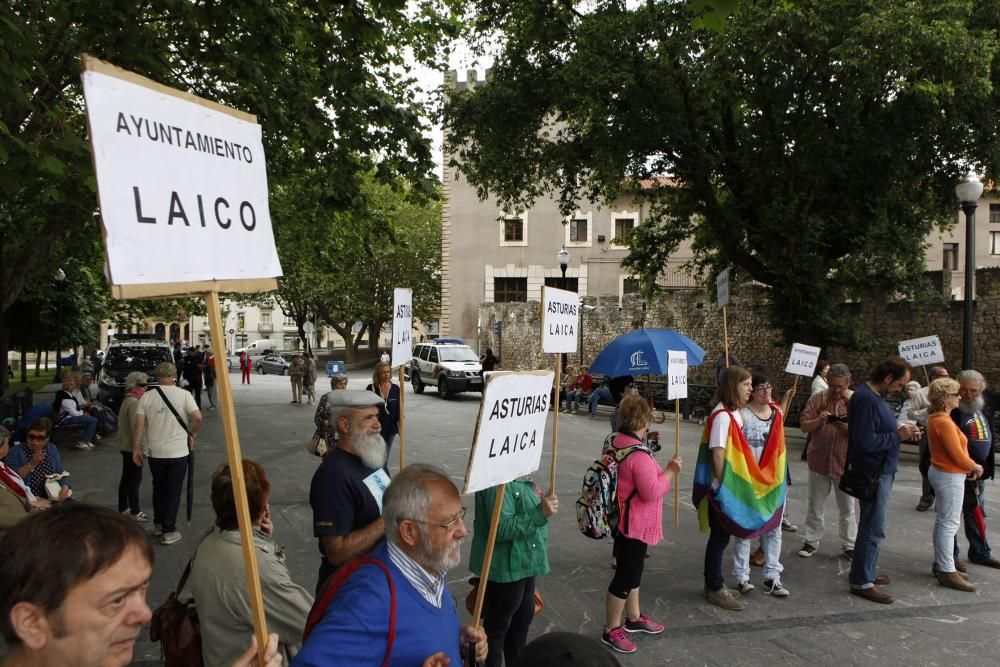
[737, 580, 755, 594]
[76, 441, 93, 451]
[132, 512, 151, 522]
[764, 578, 790, 597]
[160, 531, 182, 545]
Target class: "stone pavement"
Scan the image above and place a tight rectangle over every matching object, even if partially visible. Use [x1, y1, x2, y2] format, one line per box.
[4, 370, 1000, 665]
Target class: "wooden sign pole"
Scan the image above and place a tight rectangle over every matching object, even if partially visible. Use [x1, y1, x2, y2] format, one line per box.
[674, 397, 681, 527]
[722, 305, 730, 369]
[471, 483, 506, 627]
[781, 376, 799, 416]
[398, 366, 406, 471]
[206, 291, 269, 665]
[923, 365, 930, 385]
[550, 355, 561, 493]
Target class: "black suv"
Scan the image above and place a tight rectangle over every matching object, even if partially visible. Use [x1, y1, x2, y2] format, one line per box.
[97, 335, 174, 411]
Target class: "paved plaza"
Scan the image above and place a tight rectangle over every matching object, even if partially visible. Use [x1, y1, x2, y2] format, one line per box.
[5, 369, 1000, 665]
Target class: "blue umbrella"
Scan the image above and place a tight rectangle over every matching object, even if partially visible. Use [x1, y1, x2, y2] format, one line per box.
[589, 329, 705, 376]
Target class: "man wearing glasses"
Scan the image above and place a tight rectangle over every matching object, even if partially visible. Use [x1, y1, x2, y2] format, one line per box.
[798, 363, 856, 560]
[951, 370, 1000, 570]
[310, 390, 391, 595]
[296, 464, 487, 666]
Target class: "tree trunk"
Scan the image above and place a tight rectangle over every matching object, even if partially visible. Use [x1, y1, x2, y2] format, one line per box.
[34, 349, 41, 377]
[20, 348, 27, 383]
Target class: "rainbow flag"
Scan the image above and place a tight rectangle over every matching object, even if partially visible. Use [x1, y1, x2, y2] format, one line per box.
[691, 407, 787, 538]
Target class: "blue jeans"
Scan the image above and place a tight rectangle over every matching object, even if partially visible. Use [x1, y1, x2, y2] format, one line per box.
[733, 526, 783, 582]
[60, 414, 98, 443]
[564, 390, 584, 411]
[928, 467, 963, 572]
[704, 508, 732, 591]
[849, 472, 894, 588]
[956, 479, 992, 563]
[588, 387, 612, 416]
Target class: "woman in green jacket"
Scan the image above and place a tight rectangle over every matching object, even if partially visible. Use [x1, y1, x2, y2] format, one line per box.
[470, 477, 558, 667]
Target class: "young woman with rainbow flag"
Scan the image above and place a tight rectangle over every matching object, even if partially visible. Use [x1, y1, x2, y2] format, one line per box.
[693, 367, 788, 611]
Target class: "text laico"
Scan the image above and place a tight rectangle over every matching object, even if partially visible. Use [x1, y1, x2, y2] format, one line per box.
[667, 350, 688, 400]
[464, 371, 555, 494]
[784, 342, 821, 377]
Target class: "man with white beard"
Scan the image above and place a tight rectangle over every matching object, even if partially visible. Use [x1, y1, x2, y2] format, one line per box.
[951, 370, 1000, 569]
[294, 464, 488, 667]
[309, 390, 392, 594]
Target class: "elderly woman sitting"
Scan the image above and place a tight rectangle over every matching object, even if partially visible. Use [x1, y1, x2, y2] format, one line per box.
[3, 418, 72, 502]
[190, 459, 313, 666]
[0, 426, 51, 538]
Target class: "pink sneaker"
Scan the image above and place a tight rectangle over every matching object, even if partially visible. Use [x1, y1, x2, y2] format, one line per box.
[601, 625, 637, 654]
[624, 614, 664, 634]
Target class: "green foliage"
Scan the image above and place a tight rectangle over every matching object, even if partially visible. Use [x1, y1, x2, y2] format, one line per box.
[447, 0, 1000, 347]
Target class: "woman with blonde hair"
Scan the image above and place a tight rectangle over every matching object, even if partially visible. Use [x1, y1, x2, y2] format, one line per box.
[366, 361, 401, 459]
[927, 378, 982, 591]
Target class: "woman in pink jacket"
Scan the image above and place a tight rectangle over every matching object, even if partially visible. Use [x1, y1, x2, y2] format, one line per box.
[601, 395, 682, 655]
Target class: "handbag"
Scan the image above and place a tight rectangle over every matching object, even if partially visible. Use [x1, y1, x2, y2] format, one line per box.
[839, 453, 887, 501]
[44, 472, 71, 501]
[307, 433, 328, 458]
[465, 577, 544, 618]
[149, 559, 202, 667]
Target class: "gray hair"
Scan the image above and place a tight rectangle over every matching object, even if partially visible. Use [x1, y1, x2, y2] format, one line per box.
[152, 362, 176, 378]
[125, 371, 148, 390]
[383, 464, 456, 545]
[828, 363, 851, 380]
[330, 373, 348, 388]
[957, 369, 986, 387]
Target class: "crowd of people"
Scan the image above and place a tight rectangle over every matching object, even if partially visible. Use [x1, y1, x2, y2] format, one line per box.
[0, 350, 998, 666]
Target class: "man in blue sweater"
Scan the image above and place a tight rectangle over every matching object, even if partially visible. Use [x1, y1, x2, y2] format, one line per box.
[295, 464, 487, 666]
[847, 356, 921, 604]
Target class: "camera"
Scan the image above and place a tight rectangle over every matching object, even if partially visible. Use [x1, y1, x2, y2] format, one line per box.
[646, 430, 662, 452]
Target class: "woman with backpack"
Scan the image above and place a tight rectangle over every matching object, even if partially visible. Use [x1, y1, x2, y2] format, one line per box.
[601, 395, 682, 655]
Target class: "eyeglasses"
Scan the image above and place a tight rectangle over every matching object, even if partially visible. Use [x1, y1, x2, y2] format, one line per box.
[136, 384, 147, 388]
[26, 434, 47, 441]
[754, 383, 772, 391]
[947, 393, 960, 398]
[405, 507, 466, 530]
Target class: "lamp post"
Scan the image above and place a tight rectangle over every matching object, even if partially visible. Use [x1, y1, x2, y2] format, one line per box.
[955, 171, 983, 370]
[53, 268, 66, 383]
[557, 246, 570, 370]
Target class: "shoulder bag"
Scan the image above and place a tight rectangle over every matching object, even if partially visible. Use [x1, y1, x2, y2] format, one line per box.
[153, 386, 192, 445]
[839, 452, 887, 501]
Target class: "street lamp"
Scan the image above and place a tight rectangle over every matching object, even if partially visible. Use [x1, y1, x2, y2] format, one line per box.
[955, 171, 983, 370]
[53, 268, 66, 383]
[558, 246, 569, 288]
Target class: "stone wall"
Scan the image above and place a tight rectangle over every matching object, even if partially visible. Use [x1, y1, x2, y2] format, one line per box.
[477, 268, 1000, 391]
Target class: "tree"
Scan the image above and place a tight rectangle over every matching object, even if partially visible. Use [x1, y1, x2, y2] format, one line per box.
[1, 0, 462, 374]
[445, 0, 1000, 346]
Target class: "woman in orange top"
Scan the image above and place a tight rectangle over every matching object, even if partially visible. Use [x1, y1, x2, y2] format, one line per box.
[927, 378, 983, 591]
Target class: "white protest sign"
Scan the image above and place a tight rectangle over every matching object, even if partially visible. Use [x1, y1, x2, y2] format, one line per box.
[785, 343, 821, 377]
[716, 269, 730, 308]
[81, 56, 281, 298]
[667, 350, 688, 400]
[463, 371, 555, 494]
[541, 285, 579, 353]
[391, 288, 413, 369]
[898, 335, 945, 366]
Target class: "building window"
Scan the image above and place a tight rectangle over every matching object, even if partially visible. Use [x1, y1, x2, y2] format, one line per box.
[283, 335, 300, 349]
[499, 213, 528, 247]
[943, 243, 959, 270]
[544, 277, 579, 293]
[571, 218, 587, 242]
[283, 315, 296, 327]
[622, 278, 641, 295]
[237, 312, 245, 329]
[990, 204, 1000, 223]
[494, 277, 528, 302]
[991, 232, 1000, 255]
[260, 311, 272, 326]
[614, 218, 635, 243]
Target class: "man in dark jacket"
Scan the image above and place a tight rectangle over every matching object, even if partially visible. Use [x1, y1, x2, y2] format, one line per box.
[951, 369, 1000, 569]
[846, 357, 920, 604]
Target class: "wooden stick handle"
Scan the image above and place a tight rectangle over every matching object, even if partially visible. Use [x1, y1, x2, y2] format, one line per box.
[923, 365, 930, 385]
[471, 483, 506, 627]
[673, 398, 680, 527]
[206, 291, 268, 665]
[398, 366, 405, 471]
[722, 306, 730, 369]
[550, 356, 561, 493]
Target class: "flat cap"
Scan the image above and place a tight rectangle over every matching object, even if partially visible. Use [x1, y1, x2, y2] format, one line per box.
[327, 389, 384, 422]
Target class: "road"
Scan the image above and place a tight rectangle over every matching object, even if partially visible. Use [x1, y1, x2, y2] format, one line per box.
[5, 369, 1000, 665]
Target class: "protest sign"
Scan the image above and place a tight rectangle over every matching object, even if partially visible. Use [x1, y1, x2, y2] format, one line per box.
[716, 269, 730, 308]
[541, 285, 580, 353]
[898, 335, 945, 366]
[391, 288, 413, 369]
[463, 371, 555, 494]
[785, 343, 821, 377]
[667, 350, 689, 400]
[81, 54, 274, 662]
[81, 55, 281, 298]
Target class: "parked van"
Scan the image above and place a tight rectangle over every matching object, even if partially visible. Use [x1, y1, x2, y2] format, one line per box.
[408, 339, 483, 399]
